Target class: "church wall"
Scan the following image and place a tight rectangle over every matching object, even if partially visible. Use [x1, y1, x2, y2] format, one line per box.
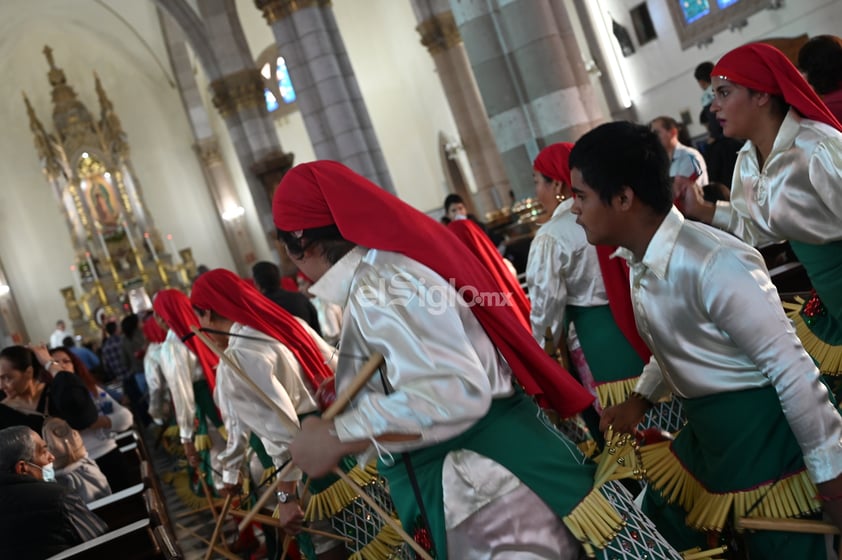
[596, 0, 842, 135]
[0, 3, 236, 342]
[234, 0, 473, 213]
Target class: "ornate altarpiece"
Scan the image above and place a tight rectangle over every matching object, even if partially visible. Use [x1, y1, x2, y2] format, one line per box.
[24, 47, 196, 338]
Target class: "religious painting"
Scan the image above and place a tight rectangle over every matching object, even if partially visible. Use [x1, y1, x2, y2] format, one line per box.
[84, 175, 120, 227]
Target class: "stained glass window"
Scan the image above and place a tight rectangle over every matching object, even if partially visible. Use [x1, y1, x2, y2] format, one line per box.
[277, 57, 296, 104]
[717, 0, 740, 8]
[679, 0, 711, 24]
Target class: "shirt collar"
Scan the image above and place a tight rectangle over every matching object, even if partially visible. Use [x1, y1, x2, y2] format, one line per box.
[552, 197, 574, 218]
[308, 245, 368, 307]
[769, 108, 800, 157]
[614, 206, 684, 280]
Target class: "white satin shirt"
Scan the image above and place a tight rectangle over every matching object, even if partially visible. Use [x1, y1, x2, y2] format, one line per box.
[215, 322, 335, 485]
[625, 208, 842, 483]
[526, 199, 608, 345]
[712, 109, 842, 246]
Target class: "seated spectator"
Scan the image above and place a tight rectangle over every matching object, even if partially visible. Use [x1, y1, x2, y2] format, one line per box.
[252, 261, 322, 335]
[63, 336, 101, 373]
[798, 35, 842, 122]
[49, 347, 134, 492]
[650, 116, 709, 188]
[0, 426, 107, 559]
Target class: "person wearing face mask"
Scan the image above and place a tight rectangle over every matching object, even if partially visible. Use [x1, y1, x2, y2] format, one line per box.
[0, 426, 107, 559]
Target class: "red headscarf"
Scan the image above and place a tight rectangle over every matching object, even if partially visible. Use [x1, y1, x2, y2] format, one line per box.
[190, 269, 332, 393]
[153, 289, 219, 391]
[712, 42, 842, 131]
[533, 142, 574, 185]
[273, 160, 593, 418]
[141, 314, 167, 344]
[447, 219, 531, 330]
[534, 144, 651, 363]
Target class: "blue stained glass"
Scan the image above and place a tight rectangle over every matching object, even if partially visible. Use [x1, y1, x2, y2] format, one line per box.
[717, 0, 739, 8]
[679, 0, 710, 24]
[276, 57, 297, 104]
[264, 89, 279, 112]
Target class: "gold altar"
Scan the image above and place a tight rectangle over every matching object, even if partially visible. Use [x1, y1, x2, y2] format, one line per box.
[25, 47, 194, 339]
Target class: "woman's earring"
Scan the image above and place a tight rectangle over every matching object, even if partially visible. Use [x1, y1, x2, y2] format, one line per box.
[555, 194, 565, 202]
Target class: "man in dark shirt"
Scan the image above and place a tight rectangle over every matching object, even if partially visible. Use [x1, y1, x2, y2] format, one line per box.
[0, 426, 107, 559]
[252, 261, 322, 335]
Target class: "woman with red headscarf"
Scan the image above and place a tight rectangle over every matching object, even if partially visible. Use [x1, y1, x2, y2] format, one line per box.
[190, 269, 352, 558]
[271, 160, 652, 560]
[152, 290, 225, 497]
[679, 43, 842, 381]
[528, 143, 659, 425]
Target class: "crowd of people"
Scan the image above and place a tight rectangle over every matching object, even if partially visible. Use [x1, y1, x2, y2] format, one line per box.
[2, 36, 842, 560]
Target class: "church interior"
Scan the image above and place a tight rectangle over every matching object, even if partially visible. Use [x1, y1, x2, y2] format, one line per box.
[1, 0, 841, 558]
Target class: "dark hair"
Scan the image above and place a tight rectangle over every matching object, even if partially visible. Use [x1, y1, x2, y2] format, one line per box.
[798, 35, 842, 95]
[277, 225, 356, 265]
[105, 322, 118, 336]
[694, 61, 714, 83]
[0, 346, 48, 384]
[121, 315, 139, 339]
[62, 336, 75, 348]
[443, 193, 464, 212]
[747, 89, 790, 119]
[569, 121, 672, 215]
[191, 305, 225, 324]
[252, 261, 281, 293]
[48, 347, 97, 394]
[0, 426, 35, 473]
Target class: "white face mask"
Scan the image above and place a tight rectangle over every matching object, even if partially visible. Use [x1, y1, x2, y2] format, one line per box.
[28, 461, 56, 483]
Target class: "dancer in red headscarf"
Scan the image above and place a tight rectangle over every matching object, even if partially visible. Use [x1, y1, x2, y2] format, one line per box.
[152, 290, 225, 500]
[272, 160, 637, 560]
[678, 43, 842, 381]
[190, 269, 357, 558]
[527, 143, 678, 441]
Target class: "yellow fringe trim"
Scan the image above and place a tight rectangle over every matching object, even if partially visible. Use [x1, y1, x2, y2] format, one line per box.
[194, 434, 213, 452]
[259, 467, 275, 487]
[217, 425, 228, 440]
[562, 489, 625, 558]
[577, 440, 599, 459]
[640, 441, 821, 532]
[347, 522, 406, 560]
[161, 469, 208, 510]
[784, 301, 842, 375]
[681, 545, 729, 559]
[595, 377, 640, 408]
[302, 462, 380, 522]
[593, 428, 643, 486]
[163, 425, 180, 438]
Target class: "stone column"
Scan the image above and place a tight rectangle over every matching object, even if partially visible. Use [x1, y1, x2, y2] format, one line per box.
[255, 0, 395, 193]
[161, 11, 261, 275]
[413, 1, 511, 216]
[449, 0, 605, 198]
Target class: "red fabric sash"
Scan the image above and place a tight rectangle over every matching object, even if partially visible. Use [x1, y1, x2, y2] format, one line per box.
[273, 161, 593, 418]
[153, 289, 219, 391]
[447, 219, 531, 331]
[190, 269, 331, 394]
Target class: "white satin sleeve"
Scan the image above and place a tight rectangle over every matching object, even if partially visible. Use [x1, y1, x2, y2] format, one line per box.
[808, 137, 842, 236]
[215, 370, 250, 485]
[633, 357, 672, 403]
[711, 200, 779, 247]
[333, 262, 509, 452]
[165, 339, 198, 441]
[526, 233, 568, 345]
[701, 247, 842, 483]
[220, 344, 305, 482]
[144, 345, 166, 423]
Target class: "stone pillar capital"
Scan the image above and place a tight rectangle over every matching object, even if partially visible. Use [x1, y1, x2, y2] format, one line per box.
[194, 138, 223, 166]
[416, 10, 462, 54]
[210, 69, 266, 118]
[255, 0, 332, 24]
